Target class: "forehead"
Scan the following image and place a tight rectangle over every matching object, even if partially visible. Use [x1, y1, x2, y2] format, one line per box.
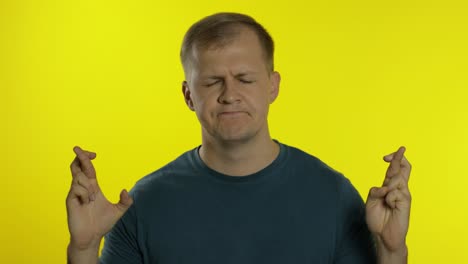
[189, 28, 268, 75]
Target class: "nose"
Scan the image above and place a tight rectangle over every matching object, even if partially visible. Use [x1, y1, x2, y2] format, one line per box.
[218, 78, 241, 104]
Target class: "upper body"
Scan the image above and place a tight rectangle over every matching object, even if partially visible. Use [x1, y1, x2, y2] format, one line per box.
[100, 142, 376, 264]
[66, 12, 412, 264]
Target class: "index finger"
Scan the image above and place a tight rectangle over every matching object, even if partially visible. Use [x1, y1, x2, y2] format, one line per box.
[70, 156, 81, 177]
[400, 155, 412, 182]
[386, 146, 406, 178]
[73, 146, 97, 179]
[70, 149, 96, 177]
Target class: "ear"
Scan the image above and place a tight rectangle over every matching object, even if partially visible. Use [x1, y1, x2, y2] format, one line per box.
[268, 71, 281, 104]
[182, 81, 195, 111]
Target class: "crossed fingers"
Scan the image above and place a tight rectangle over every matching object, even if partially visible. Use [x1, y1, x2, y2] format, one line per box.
[382, 146, 412, 208]
[384, 146, 411, 182]
[69, 146, 98, 203]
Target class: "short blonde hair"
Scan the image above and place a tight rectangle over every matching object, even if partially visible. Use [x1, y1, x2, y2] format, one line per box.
[180, 12, 275, 73]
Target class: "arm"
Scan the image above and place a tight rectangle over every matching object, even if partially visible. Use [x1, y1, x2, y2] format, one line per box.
[67, 241, 100, 264]
[366, 147, 412, 264]
[333, 175, 377, 264]
[375, 236, 408, 264]
[66, 146, 133, 264]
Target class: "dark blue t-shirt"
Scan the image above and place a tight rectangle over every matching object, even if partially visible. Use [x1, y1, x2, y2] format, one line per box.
[100, 142, 376, 263]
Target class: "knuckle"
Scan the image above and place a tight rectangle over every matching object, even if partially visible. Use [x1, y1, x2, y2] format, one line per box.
[388, 189, 399, 198]
[72, 177, 79, 186]
[385, 194, 394, 205]
[76, 171, 86, 179]
[75, 174, 83, 182]
[76, 153, 87, 164]
[397, 178, 406, 188]
[70, 162, 77, 173]
[76, 174, 91, 188]
[72, 188, 82, 198]
[71, 183, 81, 192]
[72, 183, 86, 194]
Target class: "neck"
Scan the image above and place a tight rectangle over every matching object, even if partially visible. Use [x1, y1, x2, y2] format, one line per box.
[199, 132, 280, 177]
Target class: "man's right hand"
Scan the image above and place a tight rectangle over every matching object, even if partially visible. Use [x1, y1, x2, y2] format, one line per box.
[66, 146, 133, 255]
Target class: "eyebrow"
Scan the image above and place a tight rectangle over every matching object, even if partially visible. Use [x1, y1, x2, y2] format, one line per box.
[234, 73, 254, 78]
[204, 71, 258, 80]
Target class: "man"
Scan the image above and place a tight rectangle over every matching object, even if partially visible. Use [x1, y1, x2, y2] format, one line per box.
[66, 12, 411, 264]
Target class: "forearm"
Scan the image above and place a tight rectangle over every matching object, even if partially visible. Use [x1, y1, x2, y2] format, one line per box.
[67, 240, 101, 264]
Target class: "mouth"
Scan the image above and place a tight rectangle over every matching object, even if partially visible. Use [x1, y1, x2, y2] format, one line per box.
[218, 111, 247, 117]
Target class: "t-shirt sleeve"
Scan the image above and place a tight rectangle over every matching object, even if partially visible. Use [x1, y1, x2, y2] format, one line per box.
[99, 191, 143, 264]
[334, 175, 377, 264]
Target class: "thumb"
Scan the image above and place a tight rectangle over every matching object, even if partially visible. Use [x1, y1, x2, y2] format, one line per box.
[86, 151, 97, 160]
[115, 189, 134, 215]
[383, 153, 394, 162]
[367, 186, 389, 202]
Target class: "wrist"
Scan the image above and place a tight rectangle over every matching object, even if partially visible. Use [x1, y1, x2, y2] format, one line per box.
[69, 236, 102, 251]
[374, 236, 408, 264]
[67, 239, 101, 264]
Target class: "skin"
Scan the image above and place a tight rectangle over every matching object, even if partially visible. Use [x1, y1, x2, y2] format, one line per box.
[66, 146, 133, 264]
[182, 27, 281, 176]
[366, 146, 412, 263]
[66, 26, 411, 264]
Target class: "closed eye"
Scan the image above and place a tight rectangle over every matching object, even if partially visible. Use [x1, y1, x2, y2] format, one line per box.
[205, 80, 222, 87]
[239, 79, 254, 84]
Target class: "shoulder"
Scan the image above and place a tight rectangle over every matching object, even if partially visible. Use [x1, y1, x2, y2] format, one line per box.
[282, 143, 346, 182]
[280, 143, 361, 199]
[129, 147, 198, 200]
[285, 144, 338, 171]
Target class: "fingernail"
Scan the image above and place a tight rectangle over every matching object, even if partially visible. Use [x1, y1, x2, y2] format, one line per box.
[90, 193, 96, 201]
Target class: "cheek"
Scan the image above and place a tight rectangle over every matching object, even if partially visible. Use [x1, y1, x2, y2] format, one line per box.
[248, 89, 271, 113]
[192, 93, 216, 117]
[191, 90, 207, 109]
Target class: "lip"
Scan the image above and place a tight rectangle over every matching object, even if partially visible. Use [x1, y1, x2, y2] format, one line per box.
[218, 111, 246, 116]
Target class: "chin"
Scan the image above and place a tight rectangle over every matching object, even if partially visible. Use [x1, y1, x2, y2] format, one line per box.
[202, 120, 265, 144]
[215, 129, 259, 143]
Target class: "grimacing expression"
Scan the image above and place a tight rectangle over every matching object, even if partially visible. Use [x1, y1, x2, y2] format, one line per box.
[182, 27, 280, 143]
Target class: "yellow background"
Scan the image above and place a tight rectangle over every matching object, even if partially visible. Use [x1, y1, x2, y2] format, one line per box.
[1, 0, 467, 263]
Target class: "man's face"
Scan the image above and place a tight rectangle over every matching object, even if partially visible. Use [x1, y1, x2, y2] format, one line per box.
[183, 27, 280, 143]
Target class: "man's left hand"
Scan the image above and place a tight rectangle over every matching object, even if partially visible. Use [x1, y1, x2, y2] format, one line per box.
[366, 146, 412, 261]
